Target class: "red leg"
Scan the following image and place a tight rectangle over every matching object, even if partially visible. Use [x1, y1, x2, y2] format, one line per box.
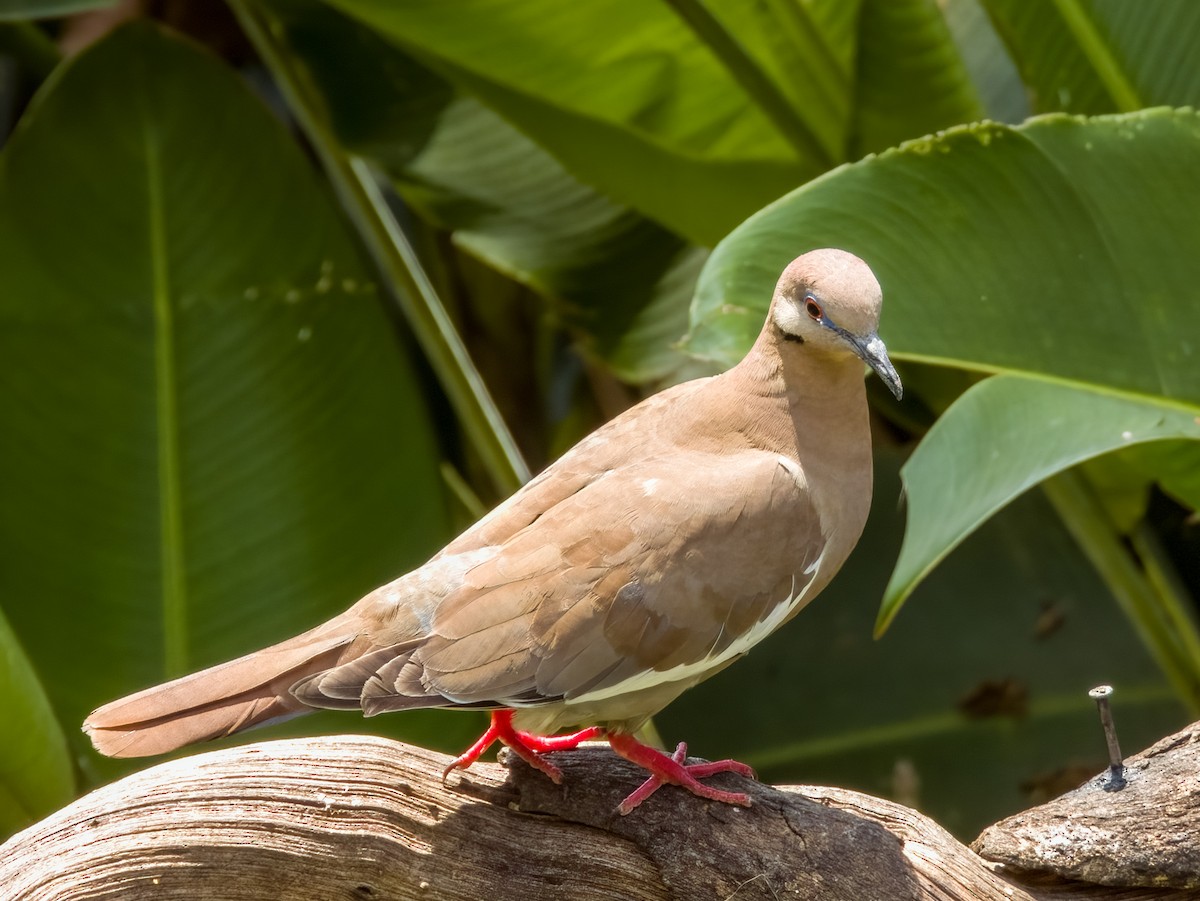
[522, 724, 605, 751]
[443, 710, 603, 784]
[608, 732, 755, 815]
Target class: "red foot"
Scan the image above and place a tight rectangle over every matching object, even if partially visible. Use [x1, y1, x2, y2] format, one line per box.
[443, 710, 603, 784]
[608, 733, 755, 815]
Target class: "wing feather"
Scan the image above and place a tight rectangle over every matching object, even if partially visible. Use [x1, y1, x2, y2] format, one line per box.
[390, 450, 826, 713]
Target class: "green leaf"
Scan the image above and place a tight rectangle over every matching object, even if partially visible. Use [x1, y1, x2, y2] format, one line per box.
[1077, 453, 1152, 534]
[981, 0, 1200, 113]
[1041, 471, 1200, 711]
[325, 0, 981, 245]
[706, 0, 855, 160]
[883, 376, 1200, 629]
[403, 96, 697, 382]
[688, 109, 1200, 410]
[0, 606, 72, 837]
[0, 22, 459, 773]
[706, 0, 985, 157]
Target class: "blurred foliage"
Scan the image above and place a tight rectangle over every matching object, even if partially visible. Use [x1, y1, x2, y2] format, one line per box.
[0, 0, 1196, 846]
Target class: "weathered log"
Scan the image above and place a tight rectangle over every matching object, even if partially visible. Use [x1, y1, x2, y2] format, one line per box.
[974, 720, 1200, 891]
[0, 732, 1195, 900]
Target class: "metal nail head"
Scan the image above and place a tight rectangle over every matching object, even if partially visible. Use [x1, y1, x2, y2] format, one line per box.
[1088, 685, 1126, 791]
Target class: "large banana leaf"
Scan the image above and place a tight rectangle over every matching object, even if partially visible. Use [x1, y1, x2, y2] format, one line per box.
[0, 22, 473, 786]
[687, 107, 1200, 630]
[324, 0, 980, 246]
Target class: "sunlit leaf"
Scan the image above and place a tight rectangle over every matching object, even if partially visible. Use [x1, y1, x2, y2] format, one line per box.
[688, 109, 1200, 411]
[850, 0, 982, 154]
[0, 22, 460, 778]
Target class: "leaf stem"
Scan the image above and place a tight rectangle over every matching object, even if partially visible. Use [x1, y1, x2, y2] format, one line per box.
[1049, 0, 1142, 111]
[757, 0, 847, 145]
[1042, 470, 1200, 713]
[143, 111, 188, 676]
[661, 0, 834, 165]
[346, 157, 531, 492]
[230, 1, 529, 495]
[761, 0, 848, 92]
[0, 22, 59, 82]
[1131, 522, 1200, 677]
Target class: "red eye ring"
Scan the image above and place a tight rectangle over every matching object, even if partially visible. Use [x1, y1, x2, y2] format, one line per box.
[804, 298, 823, 320]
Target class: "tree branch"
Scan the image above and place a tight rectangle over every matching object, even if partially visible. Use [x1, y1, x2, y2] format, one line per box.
[975, 720, 1200, 890]
[1, 726, 1196, 900]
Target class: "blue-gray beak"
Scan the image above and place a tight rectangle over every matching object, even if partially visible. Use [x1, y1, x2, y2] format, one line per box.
[854, 333, 902, 400]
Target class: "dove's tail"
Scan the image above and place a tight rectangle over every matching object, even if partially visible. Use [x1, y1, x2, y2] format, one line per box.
[83, 616, 358, 758]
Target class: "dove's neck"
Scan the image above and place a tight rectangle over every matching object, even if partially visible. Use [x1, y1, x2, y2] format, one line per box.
[716, 328, 875, 545]
[727, 328, 872, 449]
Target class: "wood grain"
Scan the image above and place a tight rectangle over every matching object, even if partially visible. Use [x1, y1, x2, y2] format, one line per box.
[975, 722, 1200, 890]
[2, 731, 1197, 900]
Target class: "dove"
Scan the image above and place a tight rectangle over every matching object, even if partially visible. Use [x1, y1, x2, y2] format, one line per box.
[85, 248, 901, 814]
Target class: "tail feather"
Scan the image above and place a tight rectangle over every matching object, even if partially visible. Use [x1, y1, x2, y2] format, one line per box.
[290, 640, 422, 707]
[83, 619, 357, 758]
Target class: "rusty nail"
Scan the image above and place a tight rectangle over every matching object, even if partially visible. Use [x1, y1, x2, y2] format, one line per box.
[1088, 685, 1126, 791]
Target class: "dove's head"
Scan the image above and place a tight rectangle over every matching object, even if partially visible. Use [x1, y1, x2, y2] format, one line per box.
[770, 248, 902, 400]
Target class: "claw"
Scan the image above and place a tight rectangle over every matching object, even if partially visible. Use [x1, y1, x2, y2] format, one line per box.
[443, 710, 602, 785]
[445, 715, 753, 816]
[608, 733, 754, 815]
